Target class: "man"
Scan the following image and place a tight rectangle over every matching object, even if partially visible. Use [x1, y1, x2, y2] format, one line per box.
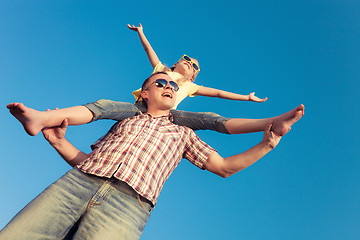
[0, 72, 289, 240]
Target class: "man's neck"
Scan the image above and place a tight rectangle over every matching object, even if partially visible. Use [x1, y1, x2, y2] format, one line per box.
[146, 108, 171, 118]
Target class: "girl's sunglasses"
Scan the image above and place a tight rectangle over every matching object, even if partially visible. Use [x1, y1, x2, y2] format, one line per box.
[144, 79, 179, 92]
[180, 55, 200, 72]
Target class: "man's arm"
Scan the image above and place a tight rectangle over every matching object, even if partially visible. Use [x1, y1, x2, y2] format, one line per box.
[195, 86, 267, 103]
[203, 123, 280, 178]
[127, 23, 160, 68]
[42, 118, 91, 167]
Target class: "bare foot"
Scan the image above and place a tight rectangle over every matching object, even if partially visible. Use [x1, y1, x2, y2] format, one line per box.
[7, 102, 46, 136]
[271, 104, 305, 136]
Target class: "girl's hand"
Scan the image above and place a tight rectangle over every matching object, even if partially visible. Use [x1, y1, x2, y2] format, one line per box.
[249, 92, 268, 103]
[127, 23, 143, 33]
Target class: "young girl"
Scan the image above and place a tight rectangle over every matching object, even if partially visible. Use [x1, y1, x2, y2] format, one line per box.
[7, 24, 304, 137]
[127, 24, 267, 109]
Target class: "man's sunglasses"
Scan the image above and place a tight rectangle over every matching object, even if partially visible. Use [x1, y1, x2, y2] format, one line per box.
[179, 55, 200, 72]
[144, 79, 179, 92]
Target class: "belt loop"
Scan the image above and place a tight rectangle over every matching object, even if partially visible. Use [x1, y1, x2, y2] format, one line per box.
[137, 194, 147, 210]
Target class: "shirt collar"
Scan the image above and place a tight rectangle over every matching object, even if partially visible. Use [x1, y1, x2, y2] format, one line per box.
[142, 112, 174, 122]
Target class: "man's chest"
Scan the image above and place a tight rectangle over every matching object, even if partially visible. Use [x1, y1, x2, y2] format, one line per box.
[114, 118, 187, 144]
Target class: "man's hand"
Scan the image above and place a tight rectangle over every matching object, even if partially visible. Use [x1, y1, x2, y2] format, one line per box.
[262, 123, 282, 149]
[42, 109, 68, 147]
[249, 92, 268, 103]
[127, 23, 143, 33]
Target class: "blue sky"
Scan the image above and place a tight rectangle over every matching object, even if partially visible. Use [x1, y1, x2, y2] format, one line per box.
[1, 1, 359, 239]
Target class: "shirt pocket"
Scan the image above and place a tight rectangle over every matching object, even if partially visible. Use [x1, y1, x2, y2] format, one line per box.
[159, 126, 182, 142]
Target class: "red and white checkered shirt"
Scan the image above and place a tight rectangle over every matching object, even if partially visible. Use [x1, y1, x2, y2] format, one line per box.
[77, 113, 215, 205]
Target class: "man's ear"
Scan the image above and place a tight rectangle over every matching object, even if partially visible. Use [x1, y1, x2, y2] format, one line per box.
[141, 90, 148, 101]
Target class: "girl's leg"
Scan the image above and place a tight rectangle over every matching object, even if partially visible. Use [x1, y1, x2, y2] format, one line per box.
[170, 110, 230, 134]
[220, 105, 304, 135]
[225, 118, 274, 134]
[171, 104, 304, 136]
[84, 99, 146, 122]
[7, 102, 93, 136]
[7, 99, 145, 136]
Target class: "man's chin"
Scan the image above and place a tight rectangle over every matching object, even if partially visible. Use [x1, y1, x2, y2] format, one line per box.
[161, 105, 174, 110]
[159, 102, 175, 110]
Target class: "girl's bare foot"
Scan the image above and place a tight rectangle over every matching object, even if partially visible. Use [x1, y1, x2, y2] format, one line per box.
[7, 102, 46, 136]
[272, 104, 305, 136]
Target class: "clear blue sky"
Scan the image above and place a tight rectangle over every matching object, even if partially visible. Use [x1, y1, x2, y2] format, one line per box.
[1, 1, 359, 239]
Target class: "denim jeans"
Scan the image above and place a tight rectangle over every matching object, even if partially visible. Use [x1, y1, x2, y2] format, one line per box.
[85, 99, 230, 134]
[0, 168, 153, 240]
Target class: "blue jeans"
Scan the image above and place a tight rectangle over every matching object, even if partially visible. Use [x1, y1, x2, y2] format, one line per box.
[0, 168, 153, 240]
[84, 99, 230, 134]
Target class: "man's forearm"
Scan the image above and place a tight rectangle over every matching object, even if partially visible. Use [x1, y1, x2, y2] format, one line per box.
[222, 142, 272, 177]
[205, 141, 273, 178]
[51, 139, 89, 167]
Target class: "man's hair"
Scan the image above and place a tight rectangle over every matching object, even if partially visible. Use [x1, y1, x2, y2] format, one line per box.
[141, 71, 169, 91]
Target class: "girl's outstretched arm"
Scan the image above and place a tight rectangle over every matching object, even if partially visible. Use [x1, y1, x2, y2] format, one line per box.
[127, 23, 160, 68]
[195, 86, 267, 103]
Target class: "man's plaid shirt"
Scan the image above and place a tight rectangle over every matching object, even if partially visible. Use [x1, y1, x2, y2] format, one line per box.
[77, 113, 215, 205]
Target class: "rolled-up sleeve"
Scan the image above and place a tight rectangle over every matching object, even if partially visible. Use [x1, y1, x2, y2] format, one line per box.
[183, 129, 216, 169]
[188, 82, 201, 97]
